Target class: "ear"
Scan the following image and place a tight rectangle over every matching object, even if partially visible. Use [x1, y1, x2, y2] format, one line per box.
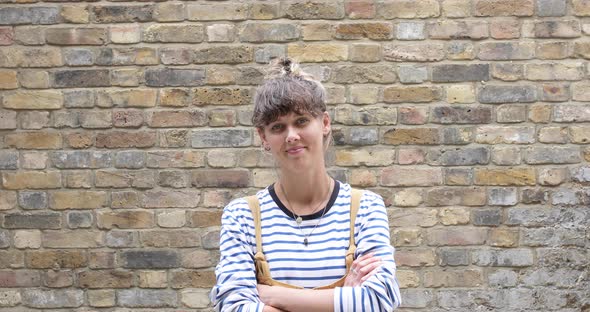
[257, 127, 267, 144]
[322, 111, 331, 136]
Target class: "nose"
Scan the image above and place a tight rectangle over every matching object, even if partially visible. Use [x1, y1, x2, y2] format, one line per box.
[285, 126, 300, 143]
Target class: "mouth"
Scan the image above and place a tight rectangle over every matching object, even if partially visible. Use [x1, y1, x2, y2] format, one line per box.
[286, 146, 305, 154]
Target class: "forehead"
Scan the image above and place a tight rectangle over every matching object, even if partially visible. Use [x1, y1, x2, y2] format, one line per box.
[270, 111, 313, 123]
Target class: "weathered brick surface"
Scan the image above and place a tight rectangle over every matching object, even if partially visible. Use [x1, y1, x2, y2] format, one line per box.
[1, 1, 587, 311]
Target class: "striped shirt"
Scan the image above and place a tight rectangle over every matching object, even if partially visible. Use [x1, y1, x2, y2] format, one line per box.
[210, 181, 402, 311]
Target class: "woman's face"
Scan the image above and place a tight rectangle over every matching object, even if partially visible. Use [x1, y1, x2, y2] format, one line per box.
[258, 111, 331, 172]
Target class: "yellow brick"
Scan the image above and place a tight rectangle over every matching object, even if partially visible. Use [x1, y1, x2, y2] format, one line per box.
[49, 191, 108, 210]
[0, 70, 18, 89]
[489, 228, 519, 247]
[396, 270, 420, 288]
[5, 132, 62, 149]
[61, 5, 89, 23]
[3, 91, 63, 109]
[287, 43, 348, 62]
[475, 168, 536, 186]
[2, 171, 62, 189]
[446, 85, 475, 103]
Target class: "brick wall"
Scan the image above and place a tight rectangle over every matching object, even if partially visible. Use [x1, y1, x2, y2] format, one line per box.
[0, 0, 589, 311]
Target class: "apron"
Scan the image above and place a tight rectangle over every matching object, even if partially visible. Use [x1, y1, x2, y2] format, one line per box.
[246, 189, 363, 289]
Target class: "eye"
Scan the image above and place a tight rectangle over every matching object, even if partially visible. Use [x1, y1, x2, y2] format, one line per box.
[296, 118, 309, 126]
[270, 123, 284, 132]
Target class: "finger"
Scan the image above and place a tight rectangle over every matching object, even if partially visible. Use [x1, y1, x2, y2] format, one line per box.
[357, 256, 381, 268]
[360, 264, 382, 281]
[359, 260, 382, 275]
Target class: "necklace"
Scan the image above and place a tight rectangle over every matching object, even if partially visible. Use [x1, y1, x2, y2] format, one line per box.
[279, 177, 333, 246]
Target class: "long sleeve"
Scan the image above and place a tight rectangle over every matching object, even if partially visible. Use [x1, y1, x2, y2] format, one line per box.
[210, 199, 264, 312]
[334, 191, 402, 311]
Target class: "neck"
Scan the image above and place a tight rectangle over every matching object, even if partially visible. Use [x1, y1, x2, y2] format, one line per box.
[278, 169, 332, 215]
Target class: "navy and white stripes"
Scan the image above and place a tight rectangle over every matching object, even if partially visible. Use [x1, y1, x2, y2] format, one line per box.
[210, 181, 401, 311]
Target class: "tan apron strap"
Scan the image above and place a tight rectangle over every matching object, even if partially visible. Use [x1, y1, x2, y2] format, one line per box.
[246, 195, 263, 255]
[344, 189, 362, 272]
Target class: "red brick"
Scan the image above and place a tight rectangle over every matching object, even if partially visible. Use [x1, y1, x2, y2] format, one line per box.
[345, 0, 376, 18]
[0, 27, 14, 45]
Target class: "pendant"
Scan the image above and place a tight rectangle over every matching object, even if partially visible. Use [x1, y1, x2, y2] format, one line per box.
[303, 238, 308, 246]
[296, 216, 303, 224]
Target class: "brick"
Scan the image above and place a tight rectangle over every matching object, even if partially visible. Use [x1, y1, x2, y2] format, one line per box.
[426, 187, 487, 206]
[537, 0, 567, 16]
[115, 151, 144, 169]
[524, 146, 581, 164]
[472, 209, 502, 225]
[148, 110, 206, 128]
[428, 21, 488, 39]
[398, 148, 426, 165]
[0, 251, 23, 268]
[526, 63, 584, 81]
[441, 0, 471, 17]
[64, 171, 92, 189]
[301, 23, 333, 41]
[539, 83, 569, 102]
[396, 22, 425, 40]
[108, 24, 140, 44]
[0, 270, 41, 288]
[473, 249, 533, 266]
[475, 168, 536, 185]
[67, 211, 93, 229]
[431, 106, 491, 124]
[490, 19, 521, 39]
[96, 131, 156, 148]
[532, 20, 581, 38]
[158, 210, 186, 228]
[144, 24, 203, 43]
[529, 103, 552, 123]
[26, 250, 86, 269]
[538, 126, 568, 143]
[573, 0, 590, 15]
[432, 64, 489, 82]
[94, 48, 139, 66]
[0, 70, 17, 89]
[208, 109, 237, 127]
[438, 207, 470, 225]
[382, 128, 439, 145]
[539, 168, 567, 186]
[444, 169, 473, 186]
[285, 1, 345, 19]
[424, 269, 483, 287]
[88, 289, 115, 307]
[92, 5, 152, 23]
[97, 211, 154, 229]
[384, 86, 441, 103]
[492, 63, 524, 81]
[46, 28, 107, 45]
[194, 46, 253, 64]
[478, 42, 535, 60]
[63, 48, 93, 66]
[521, 188, 549, 204]
[206, 24, 235, 42]
[332, 65, 397, 84]
[378, 0, 440, 18]
[0, 7, 59, 25]
[489, 229, 519, 247]
[569, 125, 590, 144]
[43, 231, 103, 248]
[49, 191, 107, 210]
[0, 27, 13, 45]
[441, 127, 473, 145]
[207, 150, 237, 168]
[334, 149, 396, 166]
[384, 43, 445, 62]
[192, 169, 249, 188]
[140, 230, 200, 248]
[78, 270, 133, 289]
[2, 171, 61, 190]
[349, 169, 378, 187]
[170, 270, 215, 288]
[0, 191, 17, 211]
[491, 147, 521, 165]
[427, 228, 487, 245]
[141, 190, 200, 208]
[381, 167, 442, 186]
[390, 208, 437, 227]
[346, 0, 376, 18]
[335, 22, 393, 40]
[143, 68, 203, 87]
[146, 151, 204, 168]
[444, 85, 474, 103]
[63, 133, 93, 149]
[105, 231, 137, 248]
[553, 104, 590, 122]
[478, 85, 536, 103]
[53, 69, 110, 88]
[396, 65, 427, 84]
[427, 147, 489, 166]
[187, 3, 247, 20]
[395, 249, 436, 267]
[251, 2, 283, 19]
[60, 5, 89, 24]
[0, 110, 17, 129]
[22, 289, 83, 308]
[446, 42, 476, 60]
[0, 289, 20, 306]
[137, 270, 167, 288]
[181, 289, 210, 309]
[153, 2, 185, 21]
[17, 191, 46, 210]
[475, 0, 534, 16]
[189, 211, 223, 228]
[95, 170, 155, 189]
[191, 129, 252, 148]
[537, 41, 570, 60]
[158, 89, 190, 107]
[392, 228, 422, 246]
[0, 150, 17, 170]
[121, 250, 179, 269]
[111, 192, 138, 209]
[3, 90, 63, 110]
[398, 107, 427, 125]
[496, 105, 526, 123]
[287, 43, 348, 62]
[572, 82, 590, 101]
[19, 111, 49, 129]
[240, 23, 298, 43]
[118, 289, 177, 308]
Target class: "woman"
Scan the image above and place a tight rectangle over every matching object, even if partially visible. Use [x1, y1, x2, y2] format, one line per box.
[210, 58, 401, 312]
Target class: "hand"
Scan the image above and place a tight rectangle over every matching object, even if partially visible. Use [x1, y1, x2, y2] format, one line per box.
[257, 284, 274, 305]
[344, 252, 382, 287]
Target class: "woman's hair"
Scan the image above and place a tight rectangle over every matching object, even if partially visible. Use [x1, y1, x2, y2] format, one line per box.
[252, 58, 327, 128]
